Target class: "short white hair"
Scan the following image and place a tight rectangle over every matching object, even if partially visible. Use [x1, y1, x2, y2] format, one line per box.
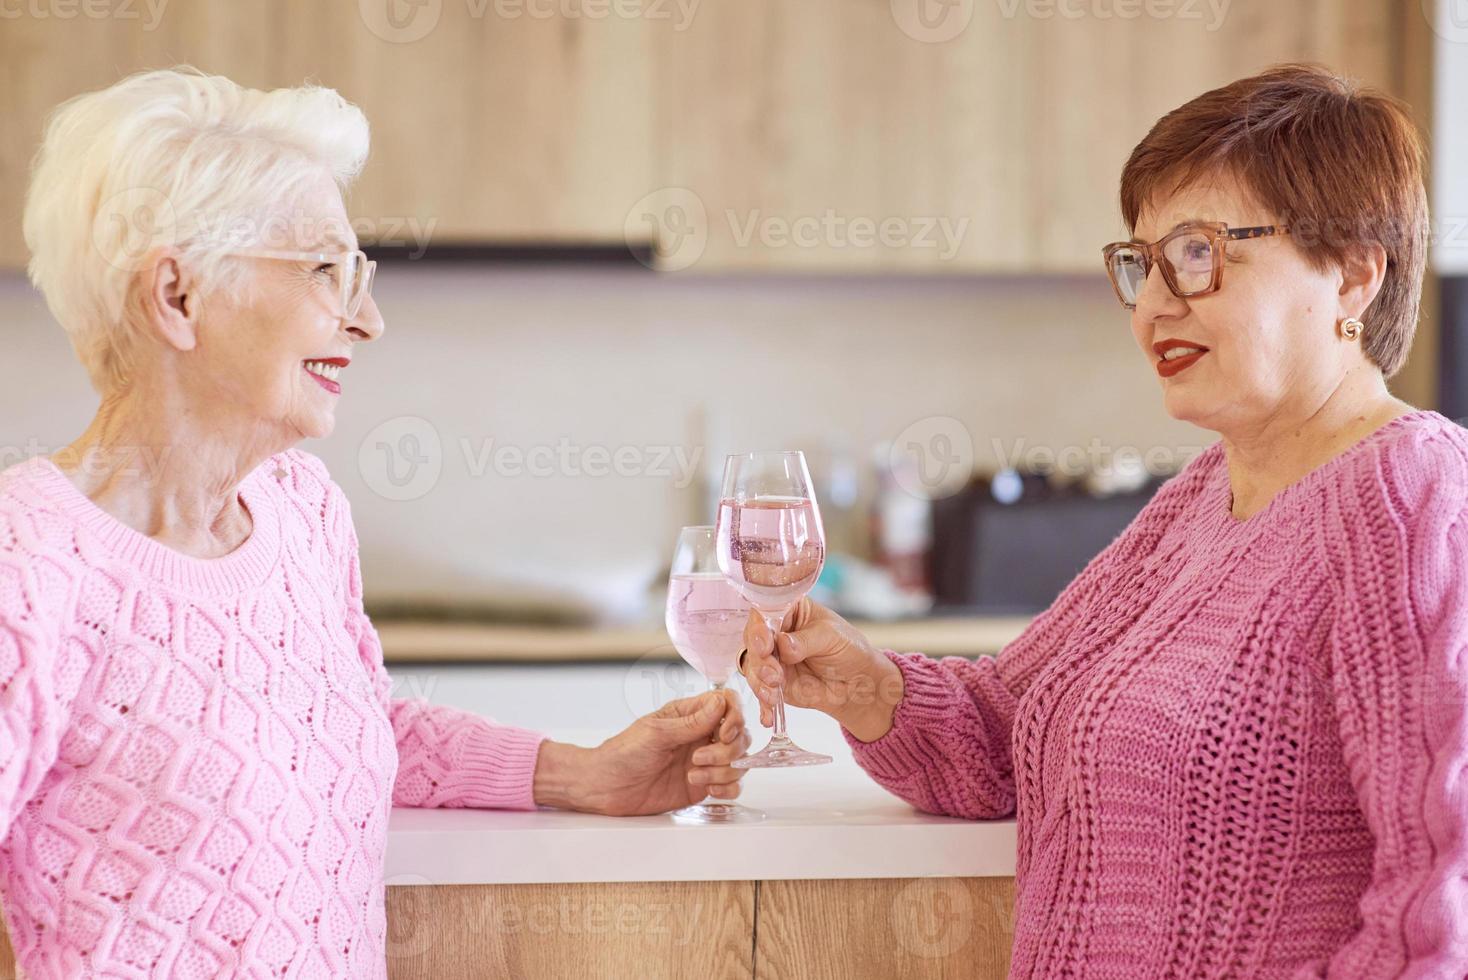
[22, 66, 370, 393]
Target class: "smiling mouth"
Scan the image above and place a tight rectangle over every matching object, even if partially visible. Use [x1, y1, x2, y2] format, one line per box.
[1153, 341, 1209, 379]
[303, 358, 347, 394]
[304, 360, 342, 381]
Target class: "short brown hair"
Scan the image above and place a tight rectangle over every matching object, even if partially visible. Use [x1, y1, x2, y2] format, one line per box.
[1119, 64, 1428, 377]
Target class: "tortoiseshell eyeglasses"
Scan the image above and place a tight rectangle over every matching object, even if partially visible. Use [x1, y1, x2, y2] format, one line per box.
[1102, 222, 1289, 310]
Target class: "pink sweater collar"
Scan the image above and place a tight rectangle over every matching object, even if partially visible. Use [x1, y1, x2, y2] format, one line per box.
[15, 454, 283, 594]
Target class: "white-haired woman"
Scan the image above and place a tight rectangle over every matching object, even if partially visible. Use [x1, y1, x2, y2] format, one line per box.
[0, 68, 749, 979]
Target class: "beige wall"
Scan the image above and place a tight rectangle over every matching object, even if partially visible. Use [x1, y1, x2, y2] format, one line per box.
[0, 266, 1204, 620]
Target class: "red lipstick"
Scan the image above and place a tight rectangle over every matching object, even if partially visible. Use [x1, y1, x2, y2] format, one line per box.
[304, 356, 350, 395]
[1153, 339, 1209, 379]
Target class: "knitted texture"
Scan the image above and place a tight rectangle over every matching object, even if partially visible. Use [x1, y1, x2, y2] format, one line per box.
[847, 410, 1468, 978]
[0, 448, 546, 978]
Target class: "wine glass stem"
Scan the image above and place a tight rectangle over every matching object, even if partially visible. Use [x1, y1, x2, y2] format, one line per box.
[697, 680, 728, 807]
[761, 610, 791, 740]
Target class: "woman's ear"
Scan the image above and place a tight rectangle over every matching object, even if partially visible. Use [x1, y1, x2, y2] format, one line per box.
[1338, 242, 1388, 321]
[140, 249, 199, 353]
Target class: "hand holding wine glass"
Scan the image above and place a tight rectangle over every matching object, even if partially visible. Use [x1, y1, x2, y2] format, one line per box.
[739, 598, 906, 744]
[663, 525, 764, 822]
[715, 450, 834, 768]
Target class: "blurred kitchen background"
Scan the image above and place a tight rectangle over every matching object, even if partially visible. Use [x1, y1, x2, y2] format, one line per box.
[1, 0, 1463, 666]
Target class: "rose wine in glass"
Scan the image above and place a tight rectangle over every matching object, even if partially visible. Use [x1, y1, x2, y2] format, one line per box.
[715, 451, 833, 768]
[665, 526, 765, 824]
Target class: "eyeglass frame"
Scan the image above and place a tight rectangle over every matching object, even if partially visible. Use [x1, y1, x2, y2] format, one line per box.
[1101, 222, 1289, 310]
[228, 247, 378, 319]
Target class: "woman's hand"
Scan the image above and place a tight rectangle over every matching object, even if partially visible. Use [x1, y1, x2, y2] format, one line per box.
[739, 598, 905, 743]
[532, 688, 752, 816]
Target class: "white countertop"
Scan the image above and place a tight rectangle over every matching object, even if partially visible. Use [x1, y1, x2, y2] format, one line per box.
[381, 662, 1016, 886]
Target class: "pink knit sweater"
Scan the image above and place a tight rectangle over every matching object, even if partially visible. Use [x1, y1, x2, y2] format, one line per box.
[845, 410, 1468, 978]
[0, 448, 546, 978]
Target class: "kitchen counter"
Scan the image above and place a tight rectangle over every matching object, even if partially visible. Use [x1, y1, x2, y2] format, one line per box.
[385, 731, 1016, 886]
[376, 613, 1032, 663]
[377, 709, 1018, 977]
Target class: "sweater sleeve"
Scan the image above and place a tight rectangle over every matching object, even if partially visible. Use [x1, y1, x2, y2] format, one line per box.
[841, 528, 1110, 819]
[1300, 431, 1468, 978]
[311, 458, 547, 812]
[839, 445, 1214, 820]
[0, 610, 67, 845]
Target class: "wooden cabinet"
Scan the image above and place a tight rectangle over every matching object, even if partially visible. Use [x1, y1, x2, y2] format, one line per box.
[0, 876, 1014, 978]
[1019, 0, 1405, 270]
[0, 0, 658, 267]
[0, 0, 1424, 271]
[649, 0, 1034, 271]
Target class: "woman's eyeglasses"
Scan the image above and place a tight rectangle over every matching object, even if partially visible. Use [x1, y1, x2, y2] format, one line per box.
[229, 248, 378, 319]
[1102, 222, 1288, 310]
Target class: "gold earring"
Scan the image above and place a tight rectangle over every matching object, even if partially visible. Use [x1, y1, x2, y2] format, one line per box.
[1340, 317, 1364, 341]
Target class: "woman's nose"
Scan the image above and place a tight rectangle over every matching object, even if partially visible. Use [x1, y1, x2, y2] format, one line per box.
[1132, 262, 1185, 321]
[347, 292, 385, 343]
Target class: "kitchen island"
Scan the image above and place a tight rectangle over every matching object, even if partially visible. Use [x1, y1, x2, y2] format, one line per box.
[385, 655, 1020, 978]
[382, 722, 1017, 980]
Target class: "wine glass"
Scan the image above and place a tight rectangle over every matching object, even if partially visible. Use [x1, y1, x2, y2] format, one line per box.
[715, 451, 833, 768]
[664, 526, 767, 824]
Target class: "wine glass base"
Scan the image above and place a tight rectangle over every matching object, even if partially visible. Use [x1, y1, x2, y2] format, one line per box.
[670, 802, 766, 824]
[732, 740, 833, 769]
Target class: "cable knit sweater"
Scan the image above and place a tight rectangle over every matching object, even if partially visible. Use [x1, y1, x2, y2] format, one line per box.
[845, 410, 1468, 978]
[0, 448, 547, 979]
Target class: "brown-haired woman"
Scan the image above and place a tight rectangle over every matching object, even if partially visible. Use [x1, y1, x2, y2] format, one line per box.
[741, 65, 1468, 977]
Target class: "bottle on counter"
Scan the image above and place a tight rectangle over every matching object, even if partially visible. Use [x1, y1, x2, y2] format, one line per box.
[869, 443, 933, 597]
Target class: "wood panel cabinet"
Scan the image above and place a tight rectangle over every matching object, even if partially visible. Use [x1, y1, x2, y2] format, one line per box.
[0, 876, 1013, 978]
[1020, 0, 1404, 270]
[0, 0, 658, 267]
[0, 0, 1423, 271]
